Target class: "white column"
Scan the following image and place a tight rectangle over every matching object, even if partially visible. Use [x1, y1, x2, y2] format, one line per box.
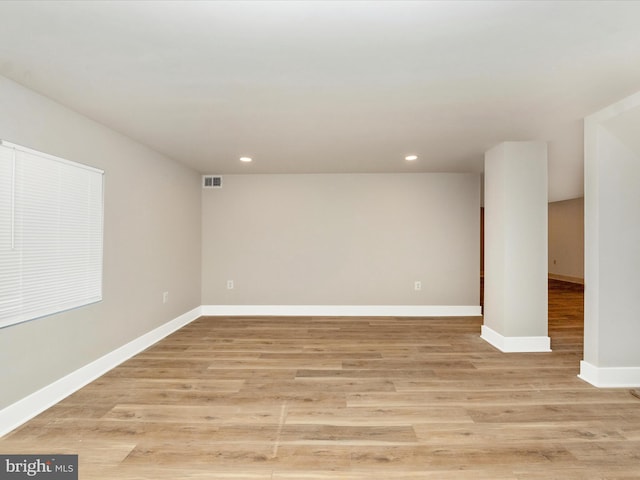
[482, 141, 550, 352]
[580, 92, 640, 387]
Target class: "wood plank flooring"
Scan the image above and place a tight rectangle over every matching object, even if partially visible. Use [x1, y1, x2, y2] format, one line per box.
[3, 280, 640, 478]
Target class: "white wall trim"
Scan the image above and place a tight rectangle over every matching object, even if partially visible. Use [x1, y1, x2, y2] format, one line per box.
[578, 360, 640, 388]
[0, 306, 202, 438]
[201, 305, 482, 317]
[481, 325, 551, 352]
[548, 273, 584, 285]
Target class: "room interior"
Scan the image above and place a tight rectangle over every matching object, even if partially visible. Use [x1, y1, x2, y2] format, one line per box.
[1, 1, 640, 477]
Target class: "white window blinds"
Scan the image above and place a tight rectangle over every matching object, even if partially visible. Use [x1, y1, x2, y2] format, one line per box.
[0, 140, 104, 328]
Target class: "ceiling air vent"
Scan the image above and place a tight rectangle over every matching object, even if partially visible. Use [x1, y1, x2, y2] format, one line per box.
[202, 175, 222, 189]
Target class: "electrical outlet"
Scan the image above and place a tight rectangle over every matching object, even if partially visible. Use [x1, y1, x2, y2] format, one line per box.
[227, 280, 234, 290]
[414, 281, 422, 291]
[162, 291, 169, 303]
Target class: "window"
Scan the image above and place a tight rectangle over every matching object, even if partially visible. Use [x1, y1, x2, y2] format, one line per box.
[0, 140, 104, 328]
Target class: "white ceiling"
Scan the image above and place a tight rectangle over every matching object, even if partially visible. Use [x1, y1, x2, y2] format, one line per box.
[2, 1, 640, 201]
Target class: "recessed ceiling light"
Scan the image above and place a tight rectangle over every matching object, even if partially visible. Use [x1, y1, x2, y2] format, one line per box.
[239, 156, 252, 162]
[405, 155, 418, 161]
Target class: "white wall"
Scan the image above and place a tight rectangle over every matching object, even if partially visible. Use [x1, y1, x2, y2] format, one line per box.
[483, 141, 548, 349]
[201, 173, 480, 308]
[585, 120, 640, 366]
[0, 75, 202, 409]
[597, 129, 640, 366]
[548, 197, 584, 282]
[581, 91, 640, 387]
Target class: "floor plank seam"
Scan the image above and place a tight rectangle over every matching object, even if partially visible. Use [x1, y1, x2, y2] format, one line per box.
[272, 401, 287, 459]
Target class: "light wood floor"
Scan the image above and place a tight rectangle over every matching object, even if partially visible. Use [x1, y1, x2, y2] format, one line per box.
[3, 281, 640, 479]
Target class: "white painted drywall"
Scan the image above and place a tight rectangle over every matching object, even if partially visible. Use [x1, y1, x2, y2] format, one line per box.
[201, 173, 480, 307]
[584, 104, 640, 368]
[548, 197, 584, 281]
[0, 75, 202, 409]
[484, 141, 548, 338]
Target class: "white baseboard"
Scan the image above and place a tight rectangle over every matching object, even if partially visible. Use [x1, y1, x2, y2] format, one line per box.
[548, 273, 584, 285]
[201, 305, 482, 317]
[578, 360, 640, 388]
[480, 325, 551, 352]
[0, 306, 202, 438]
